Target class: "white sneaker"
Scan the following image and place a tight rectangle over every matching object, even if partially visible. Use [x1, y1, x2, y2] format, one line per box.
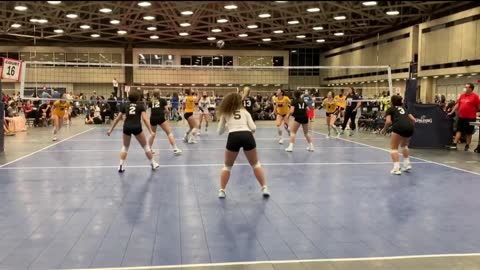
[183, 134, 189, 143]
[326, 135, 330, 139]
[262, 186, 270, 198]
[188, 137, 197, 144]
[218, 189, 226, 199]
[52, 137, 57, 141]
[285, 145, 293, 152]
[173, 148, 183, 155]
[307, 145, 315, 152]
[402, 164, 412, 172]
[390, 169, 402, 175]
[278, 138, 284, 145]
[151, 162, 160, 170]
[118, 165, 125, 173]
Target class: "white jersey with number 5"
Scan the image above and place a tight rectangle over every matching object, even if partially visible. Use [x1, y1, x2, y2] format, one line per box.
[217, 108, 256, 135]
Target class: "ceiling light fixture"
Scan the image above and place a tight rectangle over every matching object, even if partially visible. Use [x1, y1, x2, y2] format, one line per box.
[362, 1, 377, 6]
[334, 15, 346, 20]
[296, 35, 306, 39]
[457, 74, 463, 77]
[288, 20, 299, 25]
[307, 7, 320, 12]
[207, 37, 216, 40]
[316, 39, 325, 43]
[66, 13, 78, 19]
[181, 10, 193, 16]
[386, 10, 400, 16]
[273, 30, 284, 34]
[179, 32, 189, 36]
[117, 30, 127, 35]
[138, 2, 151, 7]
[91, 33, 100, 38]
[150, 35, 159, 39]
[217, 18, 229, 23]
[110, 19, 120, 25]
[211, 28, 222, 32]
[334, 32, 344, 36]
[80, 25, 90, 29]
[472, 73, 478, 76]
[11, 23, 21, 28]
[143, 15, 155, 21]
[54, 29, 64, 33]
[444, 75, 450, 78]
[224, 4, 238, 10]
[99, 8, 112, 13]
[47, 1, 62, 4]
[312, 26, 323, 31]
[262, 38, 271, 41]
[37, 19, 48, 24]
[179, 22, 191, 27]
[433, 76, 439, 78]
[147, 26, 157, 31]
[247, 24, 258, 29]
[238, 33, 248, 37]
[14, 5, 28, 11]
[29, 18, 39, 23]
[259, 13, 271, 18]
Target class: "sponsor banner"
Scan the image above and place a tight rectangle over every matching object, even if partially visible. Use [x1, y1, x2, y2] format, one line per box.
[409, 104, 453, 148]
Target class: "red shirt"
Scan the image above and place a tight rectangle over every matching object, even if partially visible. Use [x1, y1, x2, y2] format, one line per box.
[458, 92, 480, 119]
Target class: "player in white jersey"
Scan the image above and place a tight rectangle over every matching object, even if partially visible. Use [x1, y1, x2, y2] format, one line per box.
[198, 91, 211, 132]
[216, 93, 270, 199]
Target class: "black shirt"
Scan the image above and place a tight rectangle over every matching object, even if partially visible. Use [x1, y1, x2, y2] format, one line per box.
[122, 102, 145, 129]
[386, 106, 413, 129]
[345, 94, 360, 111]
[149, 98, 168, 119]
[291, 98, 308, 119]
[243, 96, 256, 114]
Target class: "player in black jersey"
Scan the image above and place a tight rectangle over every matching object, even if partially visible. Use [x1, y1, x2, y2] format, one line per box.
[148, 90, 182, 156]
[285, 91, 314, 152]
[381, 95, 415, 175]
[239, 87, 259, 119]
[107, 90, 159, 172]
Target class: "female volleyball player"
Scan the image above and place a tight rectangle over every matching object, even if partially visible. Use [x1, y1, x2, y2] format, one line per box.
[148, 90, 182, 155]
[217, 92, 269, 198]
[240, 87, 259, 118]
[334, 89, 346, 121]
[51, 93, 71, 141]
[339, 87, 361, 137]
[273, 89, 291, 144]
[198, 91, 211, 132]
[183, 89, 199, 143]
[380, 95, 415, 175]
[107, 90, 159, 172]
[285, 91, 314, 152]
[323, 91, 338, 138]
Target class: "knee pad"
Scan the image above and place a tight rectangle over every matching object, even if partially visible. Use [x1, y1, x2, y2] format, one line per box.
[143, 145, 152, 153]
[222, 165, 232, 172]
[390, 149, 398, 154]
[253, 162, 262, 169]
[121, 146, 129, 153]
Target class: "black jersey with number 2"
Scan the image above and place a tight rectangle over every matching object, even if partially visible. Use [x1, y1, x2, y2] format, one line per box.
[243, 96, 256, 114]
[122, 102, 145, 129]
[150, 98, 168, 119]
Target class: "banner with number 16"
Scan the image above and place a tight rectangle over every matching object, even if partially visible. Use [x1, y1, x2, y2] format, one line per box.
[1, 57, 23, 81]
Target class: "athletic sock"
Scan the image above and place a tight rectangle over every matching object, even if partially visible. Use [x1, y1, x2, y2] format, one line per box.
[393, 162, 400, 170]
[120, 159, 125, 166]
[403, 158, 410, 165]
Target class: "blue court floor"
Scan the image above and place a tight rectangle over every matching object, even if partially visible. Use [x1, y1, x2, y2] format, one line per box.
[0, 126, 479, 270]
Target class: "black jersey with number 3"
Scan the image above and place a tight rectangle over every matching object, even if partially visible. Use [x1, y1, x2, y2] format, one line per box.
[243, 97, 256, 114]
[386, 106, 414, 130]
[150, 98, 168, 119]
[122, 102, 145, 129]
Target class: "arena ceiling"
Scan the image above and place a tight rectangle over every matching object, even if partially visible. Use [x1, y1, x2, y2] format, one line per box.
[0, 1, 477, 49]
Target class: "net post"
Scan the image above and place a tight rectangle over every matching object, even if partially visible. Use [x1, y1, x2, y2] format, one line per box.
[387, 66, 393, 96]
[19, 61, 27, 99]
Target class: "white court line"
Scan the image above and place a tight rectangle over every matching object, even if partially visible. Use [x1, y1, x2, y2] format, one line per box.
[312, 131, 480, 176]
[41, 146, 368, 153]
[0, 128, 96, 168]
[0, 161, 429, 170]
[64, 253, 480, 270]
[66, 137, 328, 142]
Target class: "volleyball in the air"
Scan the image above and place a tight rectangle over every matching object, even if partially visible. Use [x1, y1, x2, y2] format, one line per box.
[216, 40, 225, 48]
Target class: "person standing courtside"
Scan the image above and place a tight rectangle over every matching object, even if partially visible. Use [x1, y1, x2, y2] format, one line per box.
[113, 78, 119, 98]
[448, 83, 480, 151]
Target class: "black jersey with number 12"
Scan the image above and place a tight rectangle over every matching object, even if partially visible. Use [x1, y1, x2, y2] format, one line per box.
[150, 98, 168, 119]
[122, 102, 145, 129]
[243, 96, 256, 114]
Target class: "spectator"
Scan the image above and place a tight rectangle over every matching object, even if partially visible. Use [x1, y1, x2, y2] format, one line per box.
[113, 78, 119, 97]
[448, 83, 480, 151]
[39, 100, 52, 127]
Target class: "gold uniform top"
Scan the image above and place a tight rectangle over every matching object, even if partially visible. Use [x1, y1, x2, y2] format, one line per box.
[334, 95, 346, 109]
[53, 100, 70, 117]
[323, 98, 337, 113]
[184, 96, 195, 113]
[273, 96, 291, 115]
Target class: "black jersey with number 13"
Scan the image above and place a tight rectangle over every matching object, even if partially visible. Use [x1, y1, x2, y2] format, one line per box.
[243, 96, 256, 114]
[122, 102, 145, 129]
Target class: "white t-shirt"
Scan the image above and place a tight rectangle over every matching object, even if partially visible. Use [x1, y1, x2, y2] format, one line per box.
[199, 97, 211, 111]
[217, 108, 256, 135]
[113, 80, 118, 88]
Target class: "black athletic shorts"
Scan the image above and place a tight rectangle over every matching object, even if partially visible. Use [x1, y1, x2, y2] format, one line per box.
[226, 131, 256, 152]
[184, 112, 193, 120]
[456, 118, 476, 135]
[295, 117, 309, 125]
[150, 117, 166, 126]
[123, 126, 142, 136]
[392, 125, 414, 138]
[326, 112, 334, 117]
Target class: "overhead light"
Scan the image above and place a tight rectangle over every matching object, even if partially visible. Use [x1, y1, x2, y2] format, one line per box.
[216, 84, 221, 86]
[422, 77, 428, 79]
[80, 25, 91, 29]
[296, 35, 306, 39]
[117, 30, 127, 35]
[207, 36, 216, 40]
[273, 30, 284, 34]
[181, 10, 193, 16]
[138, 2, 151, 7]
[14, 5, 28, 11]
[228, 84, 233, 86]
[53, 29, 64, 33]
[204, 84, 208, 86]
[91, 33, 101, 38]
[312, 26, 323, 31]
[180, 22, 191, 27]
[47, 1, 61, 4]
[37, 19, 48, 24]
[110, 19, 120, 25]
[307, 7, 320, 12]
[66, 13, 78, 19]
[150, 35, 159, 39]
[247, 24, 258, 29]
[395, 79, 400, 81]
[11, 23, 21, 28]
[291, 50, 297, 53]
[259, 13, 271, 18]
[147, 26, 157, 31]
[362, 1, 377, 6]
[179, 84, 183, 86]
[316, 39, 325, 43]
[224, 4, 238, 10]
[444, 75, 450, 78]
[211, 28, 222, 33]
[143, 15, 155, 21]
[179, 32, 189, 36]
[288, 20, 299, 25]
[471, 73, 477, 76]
[275, 1, 287, 3]
[334, 32, 344, 36]
[262, 38, 271, 41]
[99, 8, 112, 13]
[334, 15, 346, 20]
[433, 76, 439, 78]
[238, 33, 248, 37]
[386, 10, 400, 16]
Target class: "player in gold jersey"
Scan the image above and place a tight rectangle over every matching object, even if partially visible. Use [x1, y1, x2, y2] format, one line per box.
[183, 89, 199, 144]
[51, 93, 71, 141]
[273, 89, 291, 144]
[322, 91, 338, 138]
